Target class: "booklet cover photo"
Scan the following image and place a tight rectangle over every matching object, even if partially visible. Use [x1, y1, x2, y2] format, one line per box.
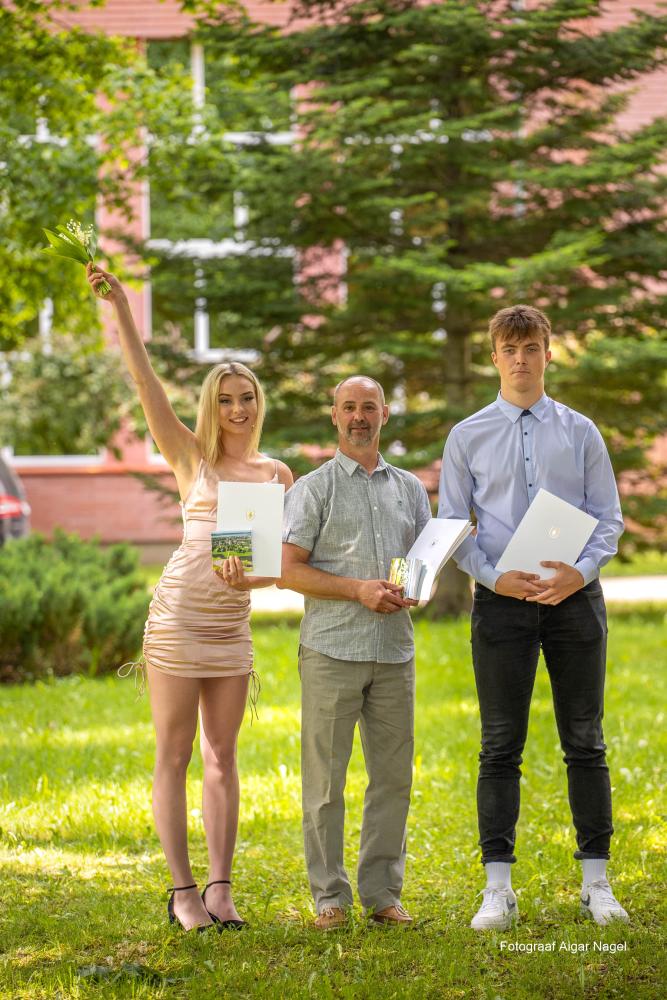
[211, 530, 253, 572]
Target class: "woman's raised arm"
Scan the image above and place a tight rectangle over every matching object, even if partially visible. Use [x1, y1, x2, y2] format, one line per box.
[87, 264, 199, 479]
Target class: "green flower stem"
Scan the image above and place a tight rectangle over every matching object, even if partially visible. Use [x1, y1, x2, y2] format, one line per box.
[90, 263, 112, 296]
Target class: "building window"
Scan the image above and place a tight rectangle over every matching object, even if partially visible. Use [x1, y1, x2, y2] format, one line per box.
[146, 39, 295, 361]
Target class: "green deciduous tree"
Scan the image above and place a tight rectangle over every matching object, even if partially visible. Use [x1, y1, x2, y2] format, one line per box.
[0, 335, 133, 457]
[0, 0, 195, 453]
[0, 0, 199, 350]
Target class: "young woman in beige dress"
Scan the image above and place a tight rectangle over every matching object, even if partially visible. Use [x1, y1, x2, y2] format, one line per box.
[87, 263, 293, 932]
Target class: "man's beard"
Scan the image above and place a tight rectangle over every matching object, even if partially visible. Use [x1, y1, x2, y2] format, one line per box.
[345, 425, 373, 445]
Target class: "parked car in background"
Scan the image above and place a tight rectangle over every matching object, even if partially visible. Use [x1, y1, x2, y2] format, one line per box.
[0, 454, 30, 543]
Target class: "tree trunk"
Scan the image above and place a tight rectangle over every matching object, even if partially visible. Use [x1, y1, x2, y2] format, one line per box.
[426, 559, 472, 619]
[428, 326, 474, 618]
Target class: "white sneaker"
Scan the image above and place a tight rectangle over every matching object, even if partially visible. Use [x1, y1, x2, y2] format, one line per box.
[580, 879, 629, 926]
[470, 887, 518, 931]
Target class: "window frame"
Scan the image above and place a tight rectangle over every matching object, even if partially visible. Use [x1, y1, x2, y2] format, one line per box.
[147, 39, 297, 362]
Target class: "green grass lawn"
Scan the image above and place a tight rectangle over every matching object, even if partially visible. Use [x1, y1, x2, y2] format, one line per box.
[0, 614, 665, 999]
[599, 550, 667, 578]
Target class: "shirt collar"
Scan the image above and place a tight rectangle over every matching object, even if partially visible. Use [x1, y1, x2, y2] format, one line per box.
[335, 448, 388, 476]
[495, 391, 549, 424]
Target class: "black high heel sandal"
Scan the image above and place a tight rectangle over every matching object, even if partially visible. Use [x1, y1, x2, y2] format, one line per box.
[202, 880, 246, 930]
[167, 883, 213, 933]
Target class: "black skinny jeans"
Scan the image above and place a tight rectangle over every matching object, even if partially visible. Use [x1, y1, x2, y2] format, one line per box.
[471, 580, 613, 864]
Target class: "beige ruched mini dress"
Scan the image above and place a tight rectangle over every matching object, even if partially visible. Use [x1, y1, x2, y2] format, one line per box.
[143, 458, 277, 678]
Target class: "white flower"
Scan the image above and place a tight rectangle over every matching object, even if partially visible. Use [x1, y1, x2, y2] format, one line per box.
[66, 219, 94, 249]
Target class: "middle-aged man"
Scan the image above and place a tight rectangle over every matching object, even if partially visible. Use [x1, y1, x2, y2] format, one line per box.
[280, 375, 431, 930]
[438, 305, 628, 931]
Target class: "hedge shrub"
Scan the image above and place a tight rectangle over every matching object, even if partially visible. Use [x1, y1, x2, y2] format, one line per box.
[0, 531, 150, 682]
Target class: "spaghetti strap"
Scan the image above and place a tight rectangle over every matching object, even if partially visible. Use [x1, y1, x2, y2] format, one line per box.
[273, 459, 279, 480]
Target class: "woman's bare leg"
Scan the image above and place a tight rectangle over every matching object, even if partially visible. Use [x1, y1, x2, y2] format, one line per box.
[199, 673, 249, 922]
[147, 665, 213, 929]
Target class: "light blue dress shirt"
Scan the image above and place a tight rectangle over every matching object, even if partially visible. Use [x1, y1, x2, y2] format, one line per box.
[438, 392, 624, 591]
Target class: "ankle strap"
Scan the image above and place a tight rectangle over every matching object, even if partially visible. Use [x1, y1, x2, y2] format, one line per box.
[168, 883, 197, 892]
[204, 880, 231, 889]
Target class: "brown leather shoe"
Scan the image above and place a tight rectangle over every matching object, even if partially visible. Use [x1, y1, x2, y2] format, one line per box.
[370, 903, 413, 925]
[314, 906, 347, 930]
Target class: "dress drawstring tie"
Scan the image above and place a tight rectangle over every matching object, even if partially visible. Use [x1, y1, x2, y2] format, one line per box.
[117, 658, 146, 697]
[117, 659, 259, 720]
[248, 669, 261, 724]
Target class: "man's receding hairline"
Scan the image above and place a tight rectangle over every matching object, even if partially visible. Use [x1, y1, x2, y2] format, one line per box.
[334, 376, 385, 405]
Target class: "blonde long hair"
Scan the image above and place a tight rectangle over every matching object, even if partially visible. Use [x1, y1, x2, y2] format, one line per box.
[195, 362, 266, 467]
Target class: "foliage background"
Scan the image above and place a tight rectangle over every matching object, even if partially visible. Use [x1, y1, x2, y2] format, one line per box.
[2, 3, 666, 548]
[1, 0, 666, 615]
[144, 0, 667, 527]
[0, 532, 150, 682]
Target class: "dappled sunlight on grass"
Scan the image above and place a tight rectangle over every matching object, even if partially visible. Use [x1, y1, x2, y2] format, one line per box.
[242, 774, 301, 824]
[0, 845, 163, 879]
[0, 616, 664, 998]
[418, 697, 479, 720]
[0, 722, 154, 753]
[241, 704, 300, 729]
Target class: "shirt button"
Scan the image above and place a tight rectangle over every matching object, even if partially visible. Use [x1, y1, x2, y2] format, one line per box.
[529, 483, 533, 487]
[525, 457, 529, 461]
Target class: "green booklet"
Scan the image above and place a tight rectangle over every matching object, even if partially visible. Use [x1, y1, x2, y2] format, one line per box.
[212, 530, 253, 572]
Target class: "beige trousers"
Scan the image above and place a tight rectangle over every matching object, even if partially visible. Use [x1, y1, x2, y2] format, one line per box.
[299, 644, 416, 914]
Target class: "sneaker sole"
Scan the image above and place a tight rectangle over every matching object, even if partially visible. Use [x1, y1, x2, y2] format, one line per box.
[580, 903, 628, 926]
[471, 910, 518, 932]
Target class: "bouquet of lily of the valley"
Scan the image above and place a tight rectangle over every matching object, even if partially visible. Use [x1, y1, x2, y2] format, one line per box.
[41, 220, 112, 295]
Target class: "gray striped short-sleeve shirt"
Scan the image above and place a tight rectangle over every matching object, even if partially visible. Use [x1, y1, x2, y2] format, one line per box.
[283, 449, 432, 662]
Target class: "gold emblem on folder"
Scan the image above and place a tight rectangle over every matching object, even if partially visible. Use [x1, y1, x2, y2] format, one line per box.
[246, 510, 256, 522]
[548, 526, 560, 539]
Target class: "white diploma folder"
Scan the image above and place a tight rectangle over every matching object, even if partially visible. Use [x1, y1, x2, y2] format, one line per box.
[217, 481, 285, 577]
[496, 488, 598, 579]
[406, 518, 473, 605]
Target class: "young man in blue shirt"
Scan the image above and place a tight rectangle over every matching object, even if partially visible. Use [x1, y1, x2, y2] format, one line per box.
[439, 305, 628, 930]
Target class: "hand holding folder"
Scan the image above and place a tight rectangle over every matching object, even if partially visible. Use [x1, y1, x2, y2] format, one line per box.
[215, 481, 285, 577]
[496, 489, 598, 580]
